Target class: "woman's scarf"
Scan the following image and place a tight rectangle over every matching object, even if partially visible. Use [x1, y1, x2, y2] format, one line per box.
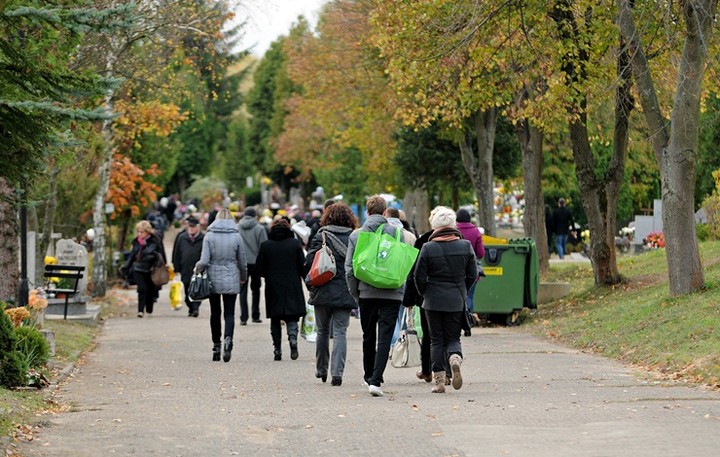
[136, 234, 150, 247]
[429, 226, 462, 242]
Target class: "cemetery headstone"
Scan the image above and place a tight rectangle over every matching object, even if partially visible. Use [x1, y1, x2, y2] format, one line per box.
[54, 238, 88, 295]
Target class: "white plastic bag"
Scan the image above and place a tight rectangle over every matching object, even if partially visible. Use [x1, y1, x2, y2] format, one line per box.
[301, 302, 317, 342]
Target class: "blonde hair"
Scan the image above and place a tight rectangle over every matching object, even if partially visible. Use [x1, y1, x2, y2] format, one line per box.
[136, 220, 154, 235]
[216, 208, 234, 220]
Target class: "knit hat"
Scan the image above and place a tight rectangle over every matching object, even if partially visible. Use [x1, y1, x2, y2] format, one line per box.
[430, 206, 457, 229]
[244, 207, 257, 218]
[456, 208, 471, 223]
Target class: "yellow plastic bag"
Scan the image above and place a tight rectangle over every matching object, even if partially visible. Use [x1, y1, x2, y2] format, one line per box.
[169, 279, 183, 310]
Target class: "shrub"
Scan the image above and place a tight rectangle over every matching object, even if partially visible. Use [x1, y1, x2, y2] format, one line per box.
[696, 223, 709, 242]
[14, 326, 50, 368]
[0, 304, 28, 388]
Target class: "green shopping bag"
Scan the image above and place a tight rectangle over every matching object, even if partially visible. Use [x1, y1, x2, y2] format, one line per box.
[352, 224, 419, 289]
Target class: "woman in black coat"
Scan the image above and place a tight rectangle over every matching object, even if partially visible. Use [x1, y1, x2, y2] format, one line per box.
[256, 218, 307, 361]
[414, 206, 476, 393]
[121, 220, 166, 318]
[303, 202, 357, 386]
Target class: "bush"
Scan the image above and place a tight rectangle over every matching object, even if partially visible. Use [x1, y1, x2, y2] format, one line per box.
[0, 305, 28, 388]
[696, 223, 710, 242]
[14, 326, 50, 368]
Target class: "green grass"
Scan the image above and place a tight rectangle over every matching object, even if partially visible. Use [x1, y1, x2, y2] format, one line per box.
[0, 302, 103, 446]
[527, 240, 720, 388]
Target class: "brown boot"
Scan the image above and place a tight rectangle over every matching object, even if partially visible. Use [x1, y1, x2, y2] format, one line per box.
[431, 371, 446, 393]
[449, 354, 463, 390]
[416, 369, 432, 383]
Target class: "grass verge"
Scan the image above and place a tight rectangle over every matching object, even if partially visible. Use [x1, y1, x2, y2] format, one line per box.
[526, 240, 720, 388]
[0, 287, 130, 450]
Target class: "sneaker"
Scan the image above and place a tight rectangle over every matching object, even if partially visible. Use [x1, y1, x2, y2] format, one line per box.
[240, 321, 247, 326]
[416, 370, 432, 383]
[137, 312, 144, 318]
[368, 385, 383, 397]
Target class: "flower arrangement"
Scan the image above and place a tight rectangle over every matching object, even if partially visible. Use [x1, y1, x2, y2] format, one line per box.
[645, 231, 665, 248]
[28, 289, 48, 313]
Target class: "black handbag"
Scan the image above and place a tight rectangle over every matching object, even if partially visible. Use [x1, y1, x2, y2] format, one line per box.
[188, 272, 212, 301]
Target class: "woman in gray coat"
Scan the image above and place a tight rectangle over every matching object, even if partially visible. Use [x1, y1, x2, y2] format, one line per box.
[414, 206, 476, 393]
[195, 209, 248, 362]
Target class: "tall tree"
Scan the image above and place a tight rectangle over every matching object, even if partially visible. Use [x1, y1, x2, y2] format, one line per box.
[618, 0, 716, 295]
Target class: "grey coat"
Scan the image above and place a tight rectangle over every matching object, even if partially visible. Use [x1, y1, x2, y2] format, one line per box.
[195, 219, 248, 294]
[237, 216, 268, 264]
[344, 214, 405, 304]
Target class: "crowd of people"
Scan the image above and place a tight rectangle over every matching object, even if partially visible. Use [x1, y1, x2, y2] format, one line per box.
[121, 194, 490, 397]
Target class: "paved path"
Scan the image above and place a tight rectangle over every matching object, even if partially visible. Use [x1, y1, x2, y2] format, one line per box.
[15, 227, 720, 457]
[16, 284, 720, 457]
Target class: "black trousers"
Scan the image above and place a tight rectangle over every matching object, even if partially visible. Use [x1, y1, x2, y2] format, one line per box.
[239, 264, 262, 322]
[359, 298, 400, 387]
[133, 270, 156, 314]
[209, 293, 237, 344]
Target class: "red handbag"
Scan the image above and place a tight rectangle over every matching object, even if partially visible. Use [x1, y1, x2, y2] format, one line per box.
[307, 232, 336, 287]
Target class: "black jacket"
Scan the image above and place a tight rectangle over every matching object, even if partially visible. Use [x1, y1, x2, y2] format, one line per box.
[552, 206, 575, 235]
[123, 234, 165, 274]
[304, 225, 356, 309]
[172, 230, 204, 283]
[256, 224, 306, 319]
[414, 228, 476, 313]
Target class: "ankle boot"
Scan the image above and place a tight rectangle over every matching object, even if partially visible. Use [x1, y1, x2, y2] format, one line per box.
[274, 348, 282, 361]
[449, 354, 463, 390]
[432, 372, 446, 393]
[222, 336, 233, 363]
[212, 343, 221, 361]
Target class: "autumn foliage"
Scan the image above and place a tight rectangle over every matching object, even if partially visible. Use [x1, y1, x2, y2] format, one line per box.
[106, 154, 162, 220]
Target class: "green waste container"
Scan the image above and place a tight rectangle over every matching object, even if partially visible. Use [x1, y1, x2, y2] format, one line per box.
[473, 238, 539, 325]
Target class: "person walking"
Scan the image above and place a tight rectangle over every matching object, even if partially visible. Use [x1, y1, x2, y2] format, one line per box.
[172, 216, 204, 317]
[121, 220, 166, 318]
[455, 208, 485, 321]
[304, 202, 357, 387]
[256, 218, 306, 361]
[345, 195, 405, 397]
[237, 207, 268, 325]
[414, 206, 477, 393]
[402, 228, 433, 384]
[194, 209, 248, 363]
[552, 198, 575, 259]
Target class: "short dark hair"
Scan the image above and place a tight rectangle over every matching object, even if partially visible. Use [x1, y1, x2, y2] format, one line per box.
[384, 207, 400, 218]
[558, 198, 566, 207]
[366, 195, 387, 215]
[320, 202, 357, 229]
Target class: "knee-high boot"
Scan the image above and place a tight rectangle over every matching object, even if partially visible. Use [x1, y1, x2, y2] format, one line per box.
[287, 320, 299, 360]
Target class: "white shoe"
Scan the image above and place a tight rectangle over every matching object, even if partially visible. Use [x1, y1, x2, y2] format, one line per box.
[368, 385, 383, 397]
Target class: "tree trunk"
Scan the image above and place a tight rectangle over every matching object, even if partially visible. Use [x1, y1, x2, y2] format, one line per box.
[618, 0, 712, 295]
[92, 96, 115, 298]
[36, 164, 59, 280]
[0, 178, 19, 304]
[516, 118, 547, 273]
[662, 1, 713, 294]
[551, 1, 622, 286]
[402, 188, 430, 235]
[459, 109, 497, 236]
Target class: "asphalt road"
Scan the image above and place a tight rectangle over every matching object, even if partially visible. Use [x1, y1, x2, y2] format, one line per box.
[13, 283, 720, 457]
[14, 227, 720, 456]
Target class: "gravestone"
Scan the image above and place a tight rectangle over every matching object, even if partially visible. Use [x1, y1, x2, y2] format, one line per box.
[629, 199, 663, 250]
[54, 238, 89, 295]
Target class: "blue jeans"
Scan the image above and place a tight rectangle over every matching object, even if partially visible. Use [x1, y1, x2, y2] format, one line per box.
[359, 298, 400, 387]
[556, 233, 568, 259]
[314, 305, 352, 378]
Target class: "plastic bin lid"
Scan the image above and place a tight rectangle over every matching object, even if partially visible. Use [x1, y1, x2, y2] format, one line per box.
[482, 235, 508, 245]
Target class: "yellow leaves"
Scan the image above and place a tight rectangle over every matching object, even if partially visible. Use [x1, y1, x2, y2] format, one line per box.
[114, 100, 186, 143]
